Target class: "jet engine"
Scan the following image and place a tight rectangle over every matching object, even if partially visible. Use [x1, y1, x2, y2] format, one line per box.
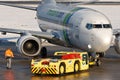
[114, 34, 120, 54]
[17, 35, 42, 57]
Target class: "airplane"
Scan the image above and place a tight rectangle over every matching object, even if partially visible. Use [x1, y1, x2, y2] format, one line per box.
[0, 0, 120, 61]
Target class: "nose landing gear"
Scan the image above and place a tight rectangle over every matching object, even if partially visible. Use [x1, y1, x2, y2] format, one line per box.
[88, 52, 102, 66]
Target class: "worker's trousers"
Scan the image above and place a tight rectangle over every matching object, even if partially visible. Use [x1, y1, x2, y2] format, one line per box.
[6, 57, 12, 69]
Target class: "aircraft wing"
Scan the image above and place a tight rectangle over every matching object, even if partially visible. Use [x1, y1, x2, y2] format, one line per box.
[1, 1, 120, 5]
[0, 28, 55, 40]
[0, 1, 120, 11]
[0, 2, 36, 11]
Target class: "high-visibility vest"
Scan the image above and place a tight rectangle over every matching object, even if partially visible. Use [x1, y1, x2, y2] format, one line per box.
[5, 49, 14, 58]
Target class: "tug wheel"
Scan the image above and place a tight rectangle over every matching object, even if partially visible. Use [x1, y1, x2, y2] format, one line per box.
[74, 61, 80, 72]
[59, 63, 65, 75]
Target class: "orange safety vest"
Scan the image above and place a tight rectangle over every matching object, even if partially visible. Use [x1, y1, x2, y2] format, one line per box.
[5, 49, 14, 58]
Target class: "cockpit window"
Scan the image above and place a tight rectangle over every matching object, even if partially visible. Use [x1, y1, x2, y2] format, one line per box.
[93, 24, 102, 28]
[103, 24, 112, 28]
[86, 23, 93, 29]
[86, 23, 112, 29]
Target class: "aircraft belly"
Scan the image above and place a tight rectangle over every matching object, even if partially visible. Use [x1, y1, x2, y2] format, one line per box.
[47, 39, 68, 47]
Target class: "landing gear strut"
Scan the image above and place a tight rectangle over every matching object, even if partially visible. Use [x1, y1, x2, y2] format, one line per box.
[88, 52, 101, 66]
[95, 53, 101, 66]
[40, 47, 47, 58]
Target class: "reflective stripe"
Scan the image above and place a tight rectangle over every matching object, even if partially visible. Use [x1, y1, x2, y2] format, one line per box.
[31, 67, 57, 74]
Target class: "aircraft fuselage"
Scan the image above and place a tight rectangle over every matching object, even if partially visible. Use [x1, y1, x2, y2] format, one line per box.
[37, 3, 113, 53]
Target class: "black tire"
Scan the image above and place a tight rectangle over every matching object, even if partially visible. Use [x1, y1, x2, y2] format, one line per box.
[74, 61, 80, 73]
[40, 47, 47, 58]
[59, 63, 65, 75]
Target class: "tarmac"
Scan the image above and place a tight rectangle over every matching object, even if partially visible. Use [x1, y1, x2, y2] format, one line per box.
[0, 41, 120, 80]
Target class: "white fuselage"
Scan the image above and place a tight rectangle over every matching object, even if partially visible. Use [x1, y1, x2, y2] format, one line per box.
[36, 3, 113, 53]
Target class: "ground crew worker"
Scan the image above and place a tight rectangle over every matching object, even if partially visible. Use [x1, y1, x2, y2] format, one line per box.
[4, 48, 14, 69]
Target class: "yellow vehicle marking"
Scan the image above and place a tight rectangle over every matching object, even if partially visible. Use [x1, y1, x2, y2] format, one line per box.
[38, 69, 42, 74]
[46, 68, 52, 74]
[52, 68, 57, 74]
[36, 67, 41, 73]
[32, 67, 37, 73]
[31, 67, 57, 74]
[47, 68, 56, 74]
[48, 68, 54, 74]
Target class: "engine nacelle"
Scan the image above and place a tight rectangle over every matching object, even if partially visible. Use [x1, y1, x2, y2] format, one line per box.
[17, 35, 41, 57]
[114, 36, 120, 54]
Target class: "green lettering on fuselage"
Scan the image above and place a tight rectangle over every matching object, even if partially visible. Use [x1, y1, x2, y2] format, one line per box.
[47, 10, 64, 18]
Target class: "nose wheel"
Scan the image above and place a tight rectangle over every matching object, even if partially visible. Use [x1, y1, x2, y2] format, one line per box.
[96, 58, 101, 66]
[89, 52, 102, 66]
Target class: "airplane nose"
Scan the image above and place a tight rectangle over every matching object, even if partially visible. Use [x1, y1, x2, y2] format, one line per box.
[91, 30, 112, 52]
[101, 35, 112, 47]
[102, 35, 112, 45]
